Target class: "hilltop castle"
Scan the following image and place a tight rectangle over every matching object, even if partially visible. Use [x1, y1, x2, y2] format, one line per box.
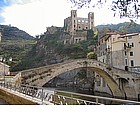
[64, 10, 95, 44]
[46, 10, 95, 44]
[64, 10, 95, 34]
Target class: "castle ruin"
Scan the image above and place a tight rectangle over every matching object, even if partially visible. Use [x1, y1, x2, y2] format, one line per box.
[64, 10, 95, 44]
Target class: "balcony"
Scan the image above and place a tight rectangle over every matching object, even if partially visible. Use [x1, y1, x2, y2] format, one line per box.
[124, 43, 133, 50]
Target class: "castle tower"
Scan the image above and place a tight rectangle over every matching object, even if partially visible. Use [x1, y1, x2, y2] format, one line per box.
[88, 12, 94, 31]
[71, 10, 78, 35]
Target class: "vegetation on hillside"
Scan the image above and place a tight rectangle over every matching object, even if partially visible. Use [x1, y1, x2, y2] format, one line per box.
[0, 24, 36, 72]
[0, 25, 34, 40]
[1, 21, 140, 72]
[11, 29, 98, 71]
[96, 21, 140, 33]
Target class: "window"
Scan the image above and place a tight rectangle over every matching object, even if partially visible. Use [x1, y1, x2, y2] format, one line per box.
[124, 43, 126, 49]
[130, 52, 134, 56]
[130, 42, 134, 47]
[128, 43, 129, 47]
[128, 36, 132, 39]
[125, 59, 128, 66]
[130, 60, 134, 67]
[79, 26, 81, 29]
[124, 51, 127, 56]
[74, 25, 76, 28]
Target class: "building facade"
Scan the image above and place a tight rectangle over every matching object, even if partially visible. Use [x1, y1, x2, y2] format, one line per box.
[95, 31, 140, 94]
[97, 32, 140, 72]
[64, 10, 95, 44]
[64, 10, 95, 34]
[0, 62, 10, 80]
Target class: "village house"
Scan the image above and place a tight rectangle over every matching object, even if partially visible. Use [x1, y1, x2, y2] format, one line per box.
[94, 31, 140, 94]
[97, 32, 140, 72]
[0, 62, 10, 80]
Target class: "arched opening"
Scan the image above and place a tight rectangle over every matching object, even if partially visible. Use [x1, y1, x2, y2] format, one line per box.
[20, 59, 126, 99]
[40, 66, 125, 99]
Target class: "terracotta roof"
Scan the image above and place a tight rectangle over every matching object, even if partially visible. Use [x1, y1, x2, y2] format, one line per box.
[119, 33, 139, 38]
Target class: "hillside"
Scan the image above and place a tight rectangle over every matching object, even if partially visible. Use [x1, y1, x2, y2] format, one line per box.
[96, 22, 140, 33]
[11, 28, 97, 71]
[1, 22, 140, 72]
[0, 25, 36, 71]
[0, 25, 34, 40]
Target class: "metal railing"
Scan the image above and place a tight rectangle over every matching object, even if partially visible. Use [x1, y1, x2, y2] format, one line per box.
[0, 82, 99, 105]
[54, 90, 140, 105]
[0, 82, 140, 105]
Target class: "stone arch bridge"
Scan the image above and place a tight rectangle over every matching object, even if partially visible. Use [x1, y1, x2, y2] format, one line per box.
[13, 59, 140, 100]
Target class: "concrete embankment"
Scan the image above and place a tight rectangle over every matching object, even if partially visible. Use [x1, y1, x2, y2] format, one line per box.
[0, 88, 37, 105]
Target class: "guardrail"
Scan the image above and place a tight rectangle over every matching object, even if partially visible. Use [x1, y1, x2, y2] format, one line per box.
[0, 82, 99, 105]
[55, 90, 140, 105]
[0, 82, 140, 105]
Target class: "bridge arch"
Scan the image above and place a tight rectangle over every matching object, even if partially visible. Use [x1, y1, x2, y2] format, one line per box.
[19, 59, 126, 99]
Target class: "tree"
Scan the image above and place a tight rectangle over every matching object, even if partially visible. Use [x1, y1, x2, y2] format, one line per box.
[68, 0, 140, 19]
[87, 51, 97, 59]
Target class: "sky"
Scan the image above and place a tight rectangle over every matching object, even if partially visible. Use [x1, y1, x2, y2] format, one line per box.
[0, 0, 137, 36]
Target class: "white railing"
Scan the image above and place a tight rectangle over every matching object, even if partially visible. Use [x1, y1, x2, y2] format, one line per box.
[1, 82, 140, 105]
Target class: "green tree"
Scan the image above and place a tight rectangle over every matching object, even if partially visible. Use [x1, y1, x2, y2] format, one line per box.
[87, 51, 97, 59]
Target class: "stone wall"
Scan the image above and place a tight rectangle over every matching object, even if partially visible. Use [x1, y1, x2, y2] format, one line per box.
[0, 88, 37, 105]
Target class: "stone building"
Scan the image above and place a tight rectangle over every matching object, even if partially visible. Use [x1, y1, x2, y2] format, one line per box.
[95, 31, 140, 94]
[46, 26, 62, 34]
[0, 62, 10, 80]
[97, 32, 140, 72]
[64, 10, 95, 44]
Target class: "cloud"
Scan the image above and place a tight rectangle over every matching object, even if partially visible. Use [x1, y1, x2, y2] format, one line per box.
[1, 0, 72, 36]
[3, 0, 40, 5]
[0, 0, 41, 27]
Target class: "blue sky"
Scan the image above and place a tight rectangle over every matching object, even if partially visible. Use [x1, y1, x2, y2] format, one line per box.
[0, 0, 134, 36]
[0, 0, 11, 22]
